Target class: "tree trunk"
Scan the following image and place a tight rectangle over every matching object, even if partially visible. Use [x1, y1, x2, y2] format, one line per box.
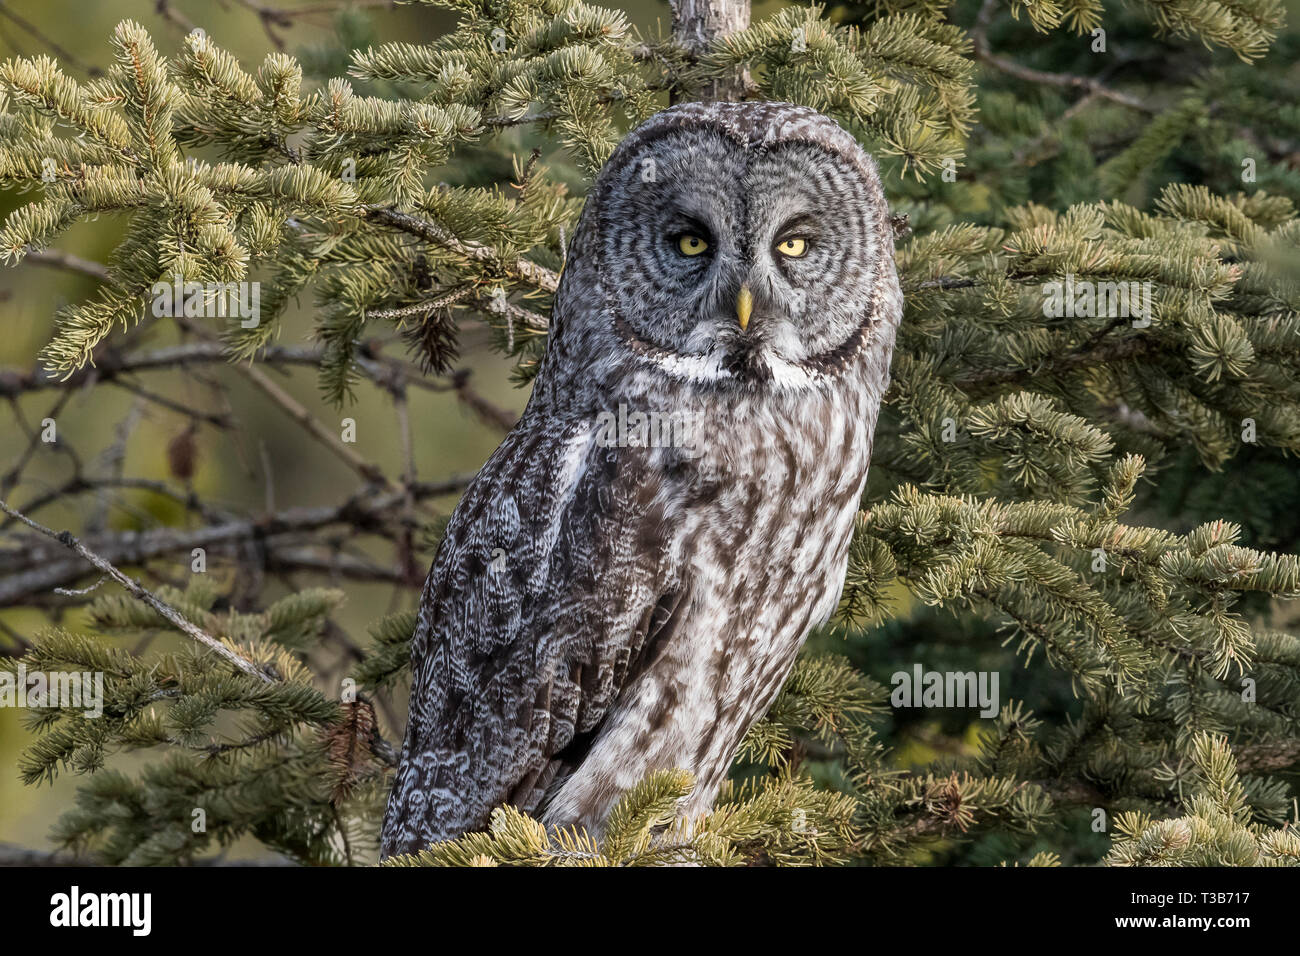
[670, 0, 751, 101]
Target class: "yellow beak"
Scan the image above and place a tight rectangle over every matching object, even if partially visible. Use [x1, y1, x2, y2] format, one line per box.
[736, 284, 753, 331]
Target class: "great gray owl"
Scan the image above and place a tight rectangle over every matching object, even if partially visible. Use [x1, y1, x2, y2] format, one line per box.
[380, 100, 903, 858]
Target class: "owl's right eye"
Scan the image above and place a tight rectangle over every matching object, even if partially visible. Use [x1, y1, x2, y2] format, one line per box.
[676, 234, 709, 257]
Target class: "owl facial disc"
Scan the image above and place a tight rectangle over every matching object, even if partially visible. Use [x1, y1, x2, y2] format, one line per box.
[572, 102, 894, 392]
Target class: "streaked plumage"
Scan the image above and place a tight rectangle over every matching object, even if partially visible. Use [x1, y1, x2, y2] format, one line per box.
[381, 101, 902, 858]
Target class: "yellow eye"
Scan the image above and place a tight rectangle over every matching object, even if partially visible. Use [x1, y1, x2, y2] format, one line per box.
[776, 237, 808, 258]
[677, 234, 708, 256]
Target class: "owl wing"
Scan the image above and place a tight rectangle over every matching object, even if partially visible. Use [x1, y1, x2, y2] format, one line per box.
[380, 412, 684, 857]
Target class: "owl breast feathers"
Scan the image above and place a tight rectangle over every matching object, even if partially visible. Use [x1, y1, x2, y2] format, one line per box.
[380, 101, 903, 859]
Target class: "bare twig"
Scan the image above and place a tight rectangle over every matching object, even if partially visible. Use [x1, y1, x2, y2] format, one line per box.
[0, 341, 455, 398]
[235, 360, 396, 491]
[152, 0, 197, 34]
[1, 391, 74, 498]
[364, 283, 476, 322]
[449, 368, 518, 433]
[53, 574, 108, 596]
[0, 475, 475, 604]
[0, 498, 273, 681]
[86, 399, 145, 535]
[5, 475, 226, 531]
[259, 439, 276, 514]
[104, 376, 234, 428]
[230, 0, 400, 48]
[24, 248, 111, 282]
[909, 276, 979, 292]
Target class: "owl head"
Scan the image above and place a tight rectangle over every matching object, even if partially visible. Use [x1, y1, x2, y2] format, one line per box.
[549, 101, 899, 393]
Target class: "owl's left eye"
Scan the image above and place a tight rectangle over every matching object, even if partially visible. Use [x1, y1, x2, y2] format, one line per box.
[775, 237, 808, 258]
[676, 234, 709, 257]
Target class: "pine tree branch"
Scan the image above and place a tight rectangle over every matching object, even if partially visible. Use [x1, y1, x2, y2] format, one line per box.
[363, 206, 561, 295]
[971, 0, 1153, 114]
[953, 327, 1156, 390]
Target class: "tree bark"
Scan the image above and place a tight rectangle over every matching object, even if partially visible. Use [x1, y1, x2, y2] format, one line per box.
[670, 0, 751, 101]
